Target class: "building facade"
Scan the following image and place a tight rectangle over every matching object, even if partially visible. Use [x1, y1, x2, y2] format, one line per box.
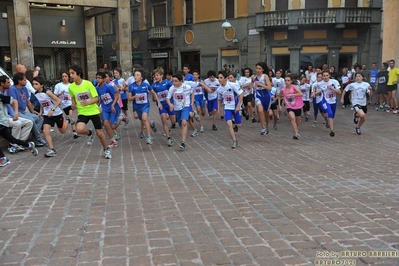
[0, 0, 391, 81]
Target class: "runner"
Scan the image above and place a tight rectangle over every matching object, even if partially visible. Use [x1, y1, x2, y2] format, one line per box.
[203, 70, 220, 131]
[218, 71, 243, 149]
[68, 65, 112, 159]
[239, 67, 254, 122]
[253, 62, 272, 135]
[310, 72, 325, 128]
[192, 70, 206, 133]
[299, 76, 311, 121]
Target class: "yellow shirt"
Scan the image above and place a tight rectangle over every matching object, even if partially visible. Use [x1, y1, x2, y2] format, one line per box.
[388, 67, 399, 85]
[69, 80, 100, 116]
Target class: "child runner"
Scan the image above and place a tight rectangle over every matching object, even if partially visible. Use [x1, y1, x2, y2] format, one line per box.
[340, 73, 371, 135]
[310, 72, 325, 127]
[53, 71, 79, 138]
[192, 70, 206, 133]
[128, 68, 160, 145]
[269, 82, 280, 130]
[33, 76, 68, 157]
[68, 65, 112, 159]
[112, 68, 129, 129]
[271, 70, 285, 120]
[96, 71, 121, 148]
[239, 67, 254, 122]
[203, 70, 220, 131]
[151, 69, 175, 146]
[280, 75, 304, 139]
[166, 73, 194, 149]
[218, 71, 243, 149]
[299, 76, 311, 121]
[253, 62, 273, 135]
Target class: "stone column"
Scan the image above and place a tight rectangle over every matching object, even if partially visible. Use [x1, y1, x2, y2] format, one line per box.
[117, 0, 132, 74]
[85, 16, 96, 80]
[328, 46, 341, 70]
[289, 46, 301, 74]
[12, 0, 33, 69]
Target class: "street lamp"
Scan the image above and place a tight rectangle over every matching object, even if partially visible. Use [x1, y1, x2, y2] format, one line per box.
[221, 20, 232, 29]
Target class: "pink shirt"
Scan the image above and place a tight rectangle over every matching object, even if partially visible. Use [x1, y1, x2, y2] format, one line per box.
[281, 84, 304, 110]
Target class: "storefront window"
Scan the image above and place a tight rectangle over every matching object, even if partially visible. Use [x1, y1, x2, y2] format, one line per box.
[273, 55, 290, 73]
[300, 54, 327, 72]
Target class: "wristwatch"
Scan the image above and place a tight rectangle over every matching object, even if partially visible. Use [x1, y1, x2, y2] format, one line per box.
[51, 108, 55, 111]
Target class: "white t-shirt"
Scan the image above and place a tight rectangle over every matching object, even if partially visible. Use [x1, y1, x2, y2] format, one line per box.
[217, 81, 243, 110]
[299, 83, 311, 101]
[239, 76, 252, 97]
[35, 90, 63, 116]
[312, 81, 323, 104]
[53, 82, 72, 109]
[167, 84, 193, 111]
[345, 81, 370, 107]
[204, 78, 220, 101]
[309, 73, 317, 86]
[271, 77, 284, 93]
[318, 79, 341, 104]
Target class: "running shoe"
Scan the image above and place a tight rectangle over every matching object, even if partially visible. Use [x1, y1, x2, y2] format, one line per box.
[146, 136, 153, 145]
[252, 118, 257, 123]
[312, 121, 317, 128]
[233, 125, 238, 132]
[245, 114, 249, 120]
[220, 116, 224, 120]
[341, 105, 346, 109]
[73, 132, 80, 139]
[28, 142, 38, 156]
[140, 132, 145, 139]
[150, 121, 157, 132]
[393, 109, 399, 114]
[179, 141, 186, 149]
[171, 123, 176, 129]
[66, 115, 75, 125]
[386, 109, 394, 113]
[231, 140, 238, 149]
[293, 133, 300, 140]
[353, 112, 359, 124]
[104, 149, 112, 159]
[108, 139, 118, 148]
[200, 126, 204, 133]
[305, 116, 309, 122]
[15, 145, 26, 151]
[193, 110, 200, 122]
[124, 117, 129, 129]
[113, 134, 121, 141]
[355, 127, 361, 135]
[8, 145, 17, 154]
[45, 149, 57, 157]
[273, 124, 278, 130]
[0, 157, 10, 167]
[87, 129, 95, 145]
[330, 130, 335, 137]
[191, 130, 198, 137]
[260, 128, 267, 135]
[167, 138, 174, 147]
[212, 124, 217, 131]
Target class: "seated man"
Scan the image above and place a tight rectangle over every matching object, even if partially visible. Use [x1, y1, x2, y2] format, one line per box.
[7, 73, 47, 146]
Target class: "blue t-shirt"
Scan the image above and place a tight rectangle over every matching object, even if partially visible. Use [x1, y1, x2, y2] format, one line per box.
[151, 79, 173, 106]
[184, 73, 194, 81]
[369, 69, 378, 86]
[96, 83, 120, 112]
[128, 81, 152, 110]
[8, 85, 30, 112]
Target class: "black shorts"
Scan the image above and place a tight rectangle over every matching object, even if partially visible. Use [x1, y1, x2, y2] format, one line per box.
[353, 104, 367, 114]
[121, 99, 128, 111]
[63, 106, 72, 115]
[377, 86, 388, 95]
[387, 84, 397, 92]
[77, 114, 102, 129]
[270, 103, 278, 110]
[43, 114, 64, 128]
[286, 108, 302, 117]
[243, 95, 253, 106]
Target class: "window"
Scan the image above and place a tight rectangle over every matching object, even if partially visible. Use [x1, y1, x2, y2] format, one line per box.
[131, 9, 139, 31]
[275, 0, 288, 11]
[226, 0, 235, 19]
[185, 0, 193, 24]
[345, 0, 358, 7]
[153, 3, 167, 27]
[305, 0, 328, 9]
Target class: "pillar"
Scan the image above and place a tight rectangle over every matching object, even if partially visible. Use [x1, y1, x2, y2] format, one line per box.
[85, 16, 96, 80]
[289, 46, 301, 73]
[117, 0, 131, 74]
[12, 0, 33, 69]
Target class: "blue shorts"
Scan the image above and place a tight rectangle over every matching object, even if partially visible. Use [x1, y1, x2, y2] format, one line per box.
[255, 90, 271, 111]
[207, 98, 218, 113]
[224, 109, 242, 124]
[194, 99, 206, 109]
[135, 105, 150, 120]
[312, 98, 323, 116]
[102, 109, 121, 125]
[159, 104, 175, 116]
[175, 107, 190, 126]
[320, 99, 337, 119]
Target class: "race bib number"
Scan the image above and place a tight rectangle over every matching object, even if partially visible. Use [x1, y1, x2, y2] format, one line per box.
[378, 76, 386, 83]
[174, 93, 185, 102]
[223, 93, 234, 103]
[195, 87, 202, 94]
[352, 90, 363, 99]
[157, 91, 168, 101]
[40, 100, 52, 108]
[370, 77, 376, 83]
[286, 96, 295, 105]
[61, 94, 71, 101]
[210, 87, 217, 92]
[135, 93, 148, 104]
[326, 92, 335, 99]
[101, 93, 113, 105]
[77, 92, 91, 103]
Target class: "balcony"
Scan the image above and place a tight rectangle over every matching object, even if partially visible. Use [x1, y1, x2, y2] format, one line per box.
[255, 8, 381, 29]
[148, 27, 172, 40]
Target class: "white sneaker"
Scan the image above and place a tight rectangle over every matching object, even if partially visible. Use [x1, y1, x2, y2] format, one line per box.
[104, 149, 112, 159]
[200, 126, 204, 133]
[87, 129, 95, 145]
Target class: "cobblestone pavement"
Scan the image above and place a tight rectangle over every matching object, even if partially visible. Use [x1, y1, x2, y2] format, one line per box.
[0, 105, 399, 266]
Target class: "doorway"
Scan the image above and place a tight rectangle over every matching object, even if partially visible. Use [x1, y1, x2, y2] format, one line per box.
[181, 51, 200, 73]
